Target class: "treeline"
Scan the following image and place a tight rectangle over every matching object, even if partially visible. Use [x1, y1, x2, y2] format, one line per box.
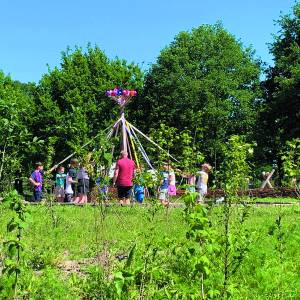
[1, 3, 300, 190]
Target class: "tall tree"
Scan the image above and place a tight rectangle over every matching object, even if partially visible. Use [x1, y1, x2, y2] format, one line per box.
[258, 2, 300, 176]
[0, 71, 41, 190]
[132, 23, 261, 168]
[33, 45, 144, 164]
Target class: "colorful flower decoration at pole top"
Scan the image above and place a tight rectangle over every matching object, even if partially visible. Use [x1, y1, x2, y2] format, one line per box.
[106, 87, 137, 107]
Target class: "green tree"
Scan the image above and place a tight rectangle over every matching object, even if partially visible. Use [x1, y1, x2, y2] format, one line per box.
[281, 138, 300, 188]
[0, 71, 41, 192]
[258, 2, 300, 178]
[133, 23, 261, 169]
[33, 45, 144, 165]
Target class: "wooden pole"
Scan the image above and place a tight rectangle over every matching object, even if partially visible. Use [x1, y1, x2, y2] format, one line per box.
[261, 169, 275, 189]
[121, 113, 127, 152]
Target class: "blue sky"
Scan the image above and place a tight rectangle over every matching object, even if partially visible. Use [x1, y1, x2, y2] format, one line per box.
[0, 0, 297, 83]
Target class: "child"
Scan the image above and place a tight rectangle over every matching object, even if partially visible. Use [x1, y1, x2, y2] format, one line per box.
[55, 166, 67, 202]
[134, 183, 145, 204]
[159, 164, 169, 206]
[196, 163, 212, 203]
[186, 173, 197, 193]
[29, 162, 57, 202]
[65, 172, 76, 202]
[74, 165, 89, 204]
[168, 165, 177, 198]
[29, 162, 44, 202]
[68, 159, 79, 200]
[96, 176, 109, 202]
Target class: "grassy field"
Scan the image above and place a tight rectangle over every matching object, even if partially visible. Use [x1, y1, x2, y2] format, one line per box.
[0, 198, 300, 299]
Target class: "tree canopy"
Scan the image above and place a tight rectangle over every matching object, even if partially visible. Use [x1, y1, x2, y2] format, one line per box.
[132, 23, 262, 168]
[257, 3, 300, 177]
[33, 45, 144, 163]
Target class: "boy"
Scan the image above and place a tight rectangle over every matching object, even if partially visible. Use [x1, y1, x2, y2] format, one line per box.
[134, 184, 145, 204]
[29, 162, 44, 202]
[196, 163, 212, 203]
[55, 166, 67, 202]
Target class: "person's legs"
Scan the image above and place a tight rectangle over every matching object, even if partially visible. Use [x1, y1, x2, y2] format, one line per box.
[82, 179, 89, 203]
[57, 187, 65, 203]
[73, 185, 81, 203]
[73, 196, 80, 203]
[117, 186, 132, 205]
[66, 193, 73, 202]
[33, 191, 42, 202]
[125, 186, 132, 205]
[197, 189, 206, 203]
[75, 183, 86, 204]
[117, 186, 124, 205]
[79, 194, 88, 203]
[159, 189, 169, 206]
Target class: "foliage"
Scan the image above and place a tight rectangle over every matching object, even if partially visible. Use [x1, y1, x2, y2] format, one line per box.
[0, 72, 43, 192]
[258, 2, 300, 177]
[219, 135, 254, 193]
[134, 23, 261, 168]
[31, 45, 143, 165]
[1, 190, 30, 299]
[0, 202, 299, 298]
[281, 138, 300, 191]
[217, 135, 255, 297]
[149, 123, 178, 168]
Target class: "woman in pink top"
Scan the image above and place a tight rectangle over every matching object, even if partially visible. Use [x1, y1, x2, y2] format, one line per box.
[113, 150, 136, 205]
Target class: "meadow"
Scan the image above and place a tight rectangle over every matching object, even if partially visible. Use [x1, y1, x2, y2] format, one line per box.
[0, 197, 299, 299]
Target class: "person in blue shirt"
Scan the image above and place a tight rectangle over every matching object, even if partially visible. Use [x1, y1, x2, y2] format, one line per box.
[134, 184, 145, 204]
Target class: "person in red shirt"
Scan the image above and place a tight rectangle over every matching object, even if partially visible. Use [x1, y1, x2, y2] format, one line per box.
[113, 150, 136, 205]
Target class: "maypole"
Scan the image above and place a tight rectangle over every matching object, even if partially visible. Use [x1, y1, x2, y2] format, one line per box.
[49, 87, 176, 172]
[105, 87, 177, 169]
[106, 87, 137, 154]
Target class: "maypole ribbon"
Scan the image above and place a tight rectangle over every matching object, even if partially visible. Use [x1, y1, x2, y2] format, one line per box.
[125, 121, 140, 169]
[127, 121, 179, 163]
[129, 124, 154, 169]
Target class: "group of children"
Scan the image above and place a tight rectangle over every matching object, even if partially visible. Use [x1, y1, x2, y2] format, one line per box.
[29, 159, 90, 203]
[29, 158, 212, 205]
[157, 162, 212, 206]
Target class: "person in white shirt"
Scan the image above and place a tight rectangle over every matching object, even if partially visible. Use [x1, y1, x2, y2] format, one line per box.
[196, 163, 212, 203]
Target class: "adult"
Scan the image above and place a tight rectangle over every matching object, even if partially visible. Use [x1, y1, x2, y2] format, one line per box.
[113, 151, 136, 205]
